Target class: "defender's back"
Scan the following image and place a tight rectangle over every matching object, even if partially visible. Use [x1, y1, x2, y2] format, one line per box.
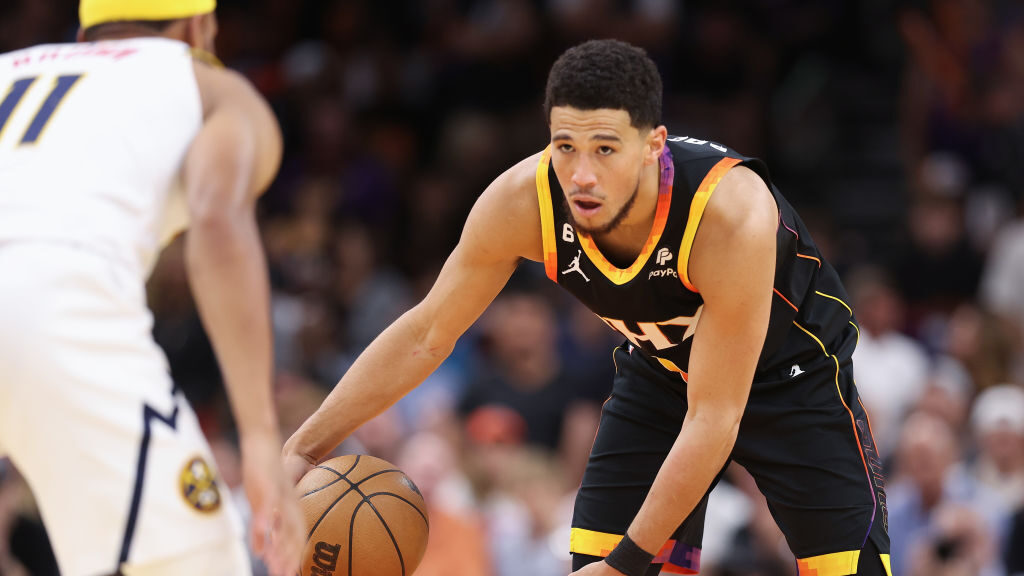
[0, 37, 200, 276]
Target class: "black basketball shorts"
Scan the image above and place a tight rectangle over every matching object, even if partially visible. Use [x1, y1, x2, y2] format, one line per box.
[570, 345, 891, 576]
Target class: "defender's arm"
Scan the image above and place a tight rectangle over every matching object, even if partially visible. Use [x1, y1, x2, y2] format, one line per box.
[183, 61, 299, 575]
[184, 62, 282, 441]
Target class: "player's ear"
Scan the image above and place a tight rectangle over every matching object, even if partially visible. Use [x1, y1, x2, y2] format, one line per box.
[645, 126, 667, 165]
[201, 13, 219, 53]
[181, 16, 201, 50]
[183, 14, 216, 53]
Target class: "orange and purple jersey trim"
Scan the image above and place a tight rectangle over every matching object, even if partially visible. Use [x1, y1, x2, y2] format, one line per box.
[536, 146, 559, 281]
[677, 156, 742, 292]
[578, 145, 675, 285]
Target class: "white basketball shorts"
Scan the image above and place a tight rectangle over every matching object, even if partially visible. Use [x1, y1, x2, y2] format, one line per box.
[0, 242, 250, 576]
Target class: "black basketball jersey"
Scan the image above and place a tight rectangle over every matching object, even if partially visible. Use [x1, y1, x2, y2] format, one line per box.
[536, 137, 859, 382]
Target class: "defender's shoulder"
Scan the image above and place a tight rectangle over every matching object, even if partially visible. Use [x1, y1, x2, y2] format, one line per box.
[190, 61, 268, 117]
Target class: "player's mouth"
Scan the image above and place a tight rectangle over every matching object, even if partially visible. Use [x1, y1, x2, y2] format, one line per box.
[571, 197, 603, 218]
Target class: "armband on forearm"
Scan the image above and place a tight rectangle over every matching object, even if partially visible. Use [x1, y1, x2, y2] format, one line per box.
[604, 533, 655, 576]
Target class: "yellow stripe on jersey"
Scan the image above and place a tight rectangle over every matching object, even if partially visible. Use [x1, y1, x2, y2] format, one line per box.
[654, 355, 689, 381]
[815, 290, 853, 316]
[80, 0, 216, 29]
[677, 157, 742, 292]
[793, 321, 828, 357]
[536, 147, 559, 282]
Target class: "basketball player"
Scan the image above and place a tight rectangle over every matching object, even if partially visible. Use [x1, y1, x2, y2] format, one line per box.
[0, 1, 303, 574]
[284, 40, 891, 576]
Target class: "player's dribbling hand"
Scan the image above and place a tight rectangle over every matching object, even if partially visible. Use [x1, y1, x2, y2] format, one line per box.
[241, 432, 305, 576]
[570, 560, 628, 576]
[282, 446, 316, 487]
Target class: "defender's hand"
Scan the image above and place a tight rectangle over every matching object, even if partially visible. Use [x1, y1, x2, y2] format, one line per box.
[241, 433, 304, 576]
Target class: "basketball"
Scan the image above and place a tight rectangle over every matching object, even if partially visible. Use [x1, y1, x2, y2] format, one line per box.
[297, 454, 429, 576]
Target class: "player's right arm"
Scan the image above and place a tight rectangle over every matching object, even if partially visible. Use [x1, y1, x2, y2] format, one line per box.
[283, 153, 544, 471]
[184, 61, 301, 576]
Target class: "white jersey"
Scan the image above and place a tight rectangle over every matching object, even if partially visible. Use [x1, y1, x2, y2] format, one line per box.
[0, 38, 198, 276]
[0, 39, 249, 576]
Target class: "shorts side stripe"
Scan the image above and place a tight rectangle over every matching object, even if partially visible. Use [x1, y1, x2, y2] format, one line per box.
[831, 355, 877, 548]
[791, 321, 879, 551]
[856, 396, 880, 456]
[118, 402, 180, 566]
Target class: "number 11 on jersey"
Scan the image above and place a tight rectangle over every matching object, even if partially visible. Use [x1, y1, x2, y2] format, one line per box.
[0, 74, 83, 146]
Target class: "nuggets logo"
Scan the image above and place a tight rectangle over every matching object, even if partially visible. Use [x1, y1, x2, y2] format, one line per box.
[179, 456, 221, 513]
[311, 542, 341, 575]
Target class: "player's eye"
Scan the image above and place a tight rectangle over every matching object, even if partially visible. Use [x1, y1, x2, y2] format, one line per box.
[558, 144, 574, 153]
[597, 146, 614, 155]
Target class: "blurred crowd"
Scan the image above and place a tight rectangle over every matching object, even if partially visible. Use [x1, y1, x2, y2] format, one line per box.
[3, 0, 1024, 574]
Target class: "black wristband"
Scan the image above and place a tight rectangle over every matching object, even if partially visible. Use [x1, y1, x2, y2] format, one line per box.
[604, 533, 656, 576]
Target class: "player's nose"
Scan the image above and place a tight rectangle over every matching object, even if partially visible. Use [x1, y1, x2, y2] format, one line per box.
[571, 160, 597, 189]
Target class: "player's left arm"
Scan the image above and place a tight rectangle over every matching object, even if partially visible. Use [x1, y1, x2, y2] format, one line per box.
[585, 165, 778, 575]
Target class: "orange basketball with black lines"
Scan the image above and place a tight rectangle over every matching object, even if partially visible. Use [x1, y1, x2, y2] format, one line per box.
[297, 455, 429, 576]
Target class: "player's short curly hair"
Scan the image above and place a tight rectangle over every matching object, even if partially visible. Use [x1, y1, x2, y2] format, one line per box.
[544, 39, 662, 130]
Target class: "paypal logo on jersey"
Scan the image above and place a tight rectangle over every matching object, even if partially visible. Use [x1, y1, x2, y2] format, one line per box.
[649, 247, 677, 279]
[648, 268, 678, 280]
[656, 247, 673, 266]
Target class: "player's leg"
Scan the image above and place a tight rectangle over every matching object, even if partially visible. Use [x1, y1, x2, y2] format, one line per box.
[733, 355, 891, 576]
[0, 244, 247, 576]
[571, 345, 718, 575]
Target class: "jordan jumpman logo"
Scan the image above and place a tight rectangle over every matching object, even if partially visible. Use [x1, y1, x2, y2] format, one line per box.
[562, 250, 590, 282]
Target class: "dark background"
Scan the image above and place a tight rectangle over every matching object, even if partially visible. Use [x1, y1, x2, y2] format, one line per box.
[2, 1, 1024, 575]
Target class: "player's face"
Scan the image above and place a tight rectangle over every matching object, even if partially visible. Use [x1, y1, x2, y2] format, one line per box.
[549, 107, 653, 236]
